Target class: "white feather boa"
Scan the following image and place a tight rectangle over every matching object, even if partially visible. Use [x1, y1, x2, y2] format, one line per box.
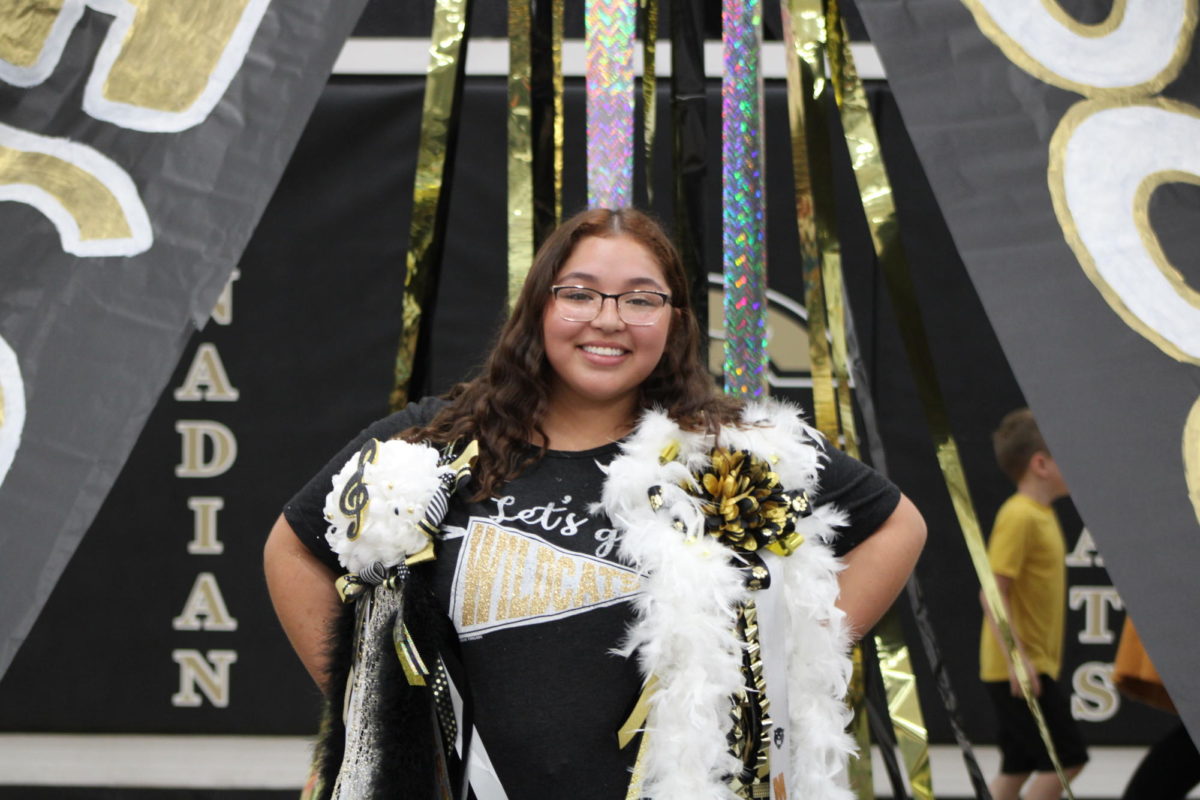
[601, 400, 855, 800]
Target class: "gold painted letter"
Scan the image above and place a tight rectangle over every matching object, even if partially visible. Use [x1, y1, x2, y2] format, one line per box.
[171, 649, 237, 707]
[172, 571, 238, 631]
[174, 343, 239, 402]
[175, 420, 237, 478]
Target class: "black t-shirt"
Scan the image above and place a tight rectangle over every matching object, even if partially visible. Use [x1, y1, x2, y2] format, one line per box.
[283, 397, 900, 798]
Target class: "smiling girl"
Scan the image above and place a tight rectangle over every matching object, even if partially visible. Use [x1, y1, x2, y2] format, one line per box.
[264, 207, 926, 800]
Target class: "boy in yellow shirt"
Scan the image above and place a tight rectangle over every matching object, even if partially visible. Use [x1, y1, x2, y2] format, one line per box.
[980, 408, 1088, 800]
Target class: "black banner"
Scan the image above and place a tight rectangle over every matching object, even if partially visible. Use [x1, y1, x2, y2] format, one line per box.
[0, 0, 369, 681]
[857, 0, 1200, 740]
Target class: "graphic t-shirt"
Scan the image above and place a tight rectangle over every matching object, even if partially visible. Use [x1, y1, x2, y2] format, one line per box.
[284, 397, 901, 797]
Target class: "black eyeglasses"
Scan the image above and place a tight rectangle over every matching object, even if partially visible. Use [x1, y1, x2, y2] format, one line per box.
[549, 285, 671, 326]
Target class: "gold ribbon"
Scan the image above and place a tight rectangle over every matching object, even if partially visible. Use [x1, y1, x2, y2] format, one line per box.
[618, 675, 657, 800]
[391, 0, 471, 410]
[552, 0, 565, 224]
[780, 0, 838, 444]
[846, 644, 873, 799]
[873, 607, 932, 800]
[508, 0, 535, 310]
[641, 0, 659, 204]
[822, 1, 1074, 795]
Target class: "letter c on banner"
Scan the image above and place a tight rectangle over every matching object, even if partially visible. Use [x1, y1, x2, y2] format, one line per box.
[961, 0, 1198, 98]
[0, 122, 152, 256]
[1048, 98, 1200, 365]
[0, 333, 26, 491]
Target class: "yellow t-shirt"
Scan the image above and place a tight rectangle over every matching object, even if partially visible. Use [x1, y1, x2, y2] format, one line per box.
[978, 493, 1066, 681]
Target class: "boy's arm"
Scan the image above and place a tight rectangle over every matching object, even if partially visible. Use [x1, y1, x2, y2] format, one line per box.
[980, 575, 1041, 697]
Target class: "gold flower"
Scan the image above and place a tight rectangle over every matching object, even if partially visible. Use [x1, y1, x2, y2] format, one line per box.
[686, 447, 809, 555]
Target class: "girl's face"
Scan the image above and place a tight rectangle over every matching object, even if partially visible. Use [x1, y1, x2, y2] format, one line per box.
[541, 234, 672, 416]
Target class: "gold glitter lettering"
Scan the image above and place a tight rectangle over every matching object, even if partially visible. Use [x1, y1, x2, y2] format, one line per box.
[529, 546, 555, 615]
[463, 522, 500, 626]
[505, 537, 534, 619]
[575, 561, 600, 606]
[552, 555, 575, 610]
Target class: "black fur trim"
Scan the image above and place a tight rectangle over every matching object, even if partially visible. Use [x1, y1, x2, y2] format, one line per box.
[310, 567, 452, 799]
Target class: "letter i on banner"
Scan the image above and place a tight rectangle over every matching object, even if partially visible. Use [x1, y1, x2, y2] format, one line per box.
[722, 0, 768, 398]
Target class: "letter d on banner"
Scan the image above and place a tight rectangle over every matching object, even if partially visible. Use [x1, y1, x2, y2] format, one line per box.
[175, 420, 237, 478]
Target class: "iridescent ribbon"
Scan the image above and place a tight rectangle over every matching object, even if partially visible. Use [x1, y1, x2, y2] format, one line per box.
[508, 0, 534, 309]
[586, 0, 636, 208]
[670, 0, 708, 341]
[822, 1, 1073, 795]
[641, 0, 659, 204]
[391, 0, 472, 410]
[721, 0, 768, 398]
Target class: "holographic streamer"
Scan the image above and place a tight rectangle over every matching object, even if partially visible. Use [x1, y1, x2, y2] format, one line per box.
[508, 0, 534, 309]
[391, 0, 472, 410]
[721, 0, 768, 398]
[586, 0, 636, 208]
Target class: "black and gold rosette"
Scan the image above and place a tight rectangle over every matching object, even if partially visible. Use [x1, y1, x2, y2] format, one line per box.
[690, 447, 810, 558]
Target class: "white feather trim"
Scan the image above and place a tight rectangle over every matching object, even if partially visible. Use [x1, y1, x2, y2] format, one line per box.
[323, 439, 450, 573]
[603, 400, 855, 799]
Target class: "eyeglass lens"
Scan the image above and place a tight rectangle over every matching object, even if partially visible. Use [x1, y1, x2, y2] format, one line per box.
[554, 287, 667, 325]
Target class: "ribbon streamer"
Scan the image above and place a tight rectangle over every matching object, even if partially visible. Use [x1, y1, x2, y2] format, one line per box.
[586, 0, 637, 208]
[508, 0, 534, 309]
[779, 0, 837, 440]
[722, 0, 768, 398]
[846, 645, 874, 798]
[669, 0, 708, 345]
[874, 607, 933, 800]
[531, 0, 563, 243]
[390, 0, 472, 410]
[640, 0, 658, 204]
[823, 1, 1074, 794]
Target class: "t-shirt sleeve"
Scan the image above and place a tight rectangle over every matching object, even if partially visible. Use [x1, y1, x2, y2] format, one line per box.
[282, 395, 447, 573]
[810, 437, 902, 558]
[987, 503, 1029, 579]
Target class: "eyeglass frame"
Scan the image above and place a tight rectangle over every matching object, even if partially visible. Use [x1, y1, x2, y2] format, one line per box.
[548, 285, 673, 326]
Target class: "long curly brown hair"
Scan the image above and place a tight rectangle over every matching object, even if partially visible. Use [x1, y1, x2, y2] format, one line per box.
[408, 207, 742, 499]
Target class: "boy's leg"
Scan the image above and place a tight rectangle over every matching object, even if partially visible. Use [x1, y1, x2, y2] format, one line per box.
[989, 771, 1030, 800]
[985, 681, 1035, 800]
[1022, 765, 1083, 800]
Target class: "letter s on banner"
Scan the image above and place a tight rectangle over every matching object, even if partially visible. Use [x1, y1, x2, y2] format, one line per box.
[961, 0, 1198, 97]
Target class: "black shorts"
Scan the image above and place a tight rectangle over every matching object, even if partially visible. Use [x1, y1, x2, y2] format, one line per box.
[985, 676, 1089, 774]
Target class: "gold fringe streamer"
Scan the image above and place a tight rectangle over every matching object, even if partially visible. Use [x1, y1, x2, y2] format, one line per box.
[823, 1, 1074, 795]
[641, 0, 658, 204]
[846, 644, 874, 799]
[874, 607, 932, 800]
[780, 0, 837, 443]
[390, 0, 471, 410]
[508, 0, 535, 310]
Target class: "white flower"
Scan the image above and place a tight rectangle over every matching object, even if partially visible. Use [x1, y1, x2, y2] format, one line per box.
[323, 439, 451, 573]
